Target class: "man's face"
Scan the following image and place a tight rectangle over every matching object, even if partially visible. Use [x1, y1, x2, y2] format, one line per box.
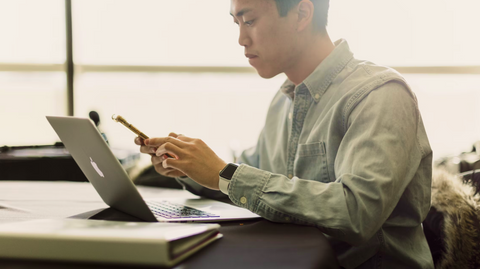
[230, 0, 300, 78]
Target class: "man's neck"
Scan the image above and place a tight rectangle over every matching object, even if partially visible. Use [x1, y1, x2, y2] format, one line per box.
[285, 33, 335, 86]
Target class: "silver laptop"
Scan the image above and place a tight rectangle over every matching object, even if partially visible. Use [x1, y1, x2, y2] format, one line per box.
[46, 116, 260, 223]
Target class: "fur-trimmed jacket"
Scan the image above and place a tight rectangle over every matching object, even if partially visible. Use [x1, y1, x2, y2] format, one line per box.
[425, 169, 480, 269]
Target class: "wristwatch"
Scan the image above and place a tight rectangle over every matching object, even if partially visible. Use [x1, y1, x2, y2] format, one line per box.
[219, 163, 238, 195]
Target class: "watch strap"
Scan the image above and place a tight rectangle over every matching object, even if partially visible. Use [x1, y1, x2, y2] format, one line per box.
[219, 176, 230, 195]
[219, 163, 239, 195]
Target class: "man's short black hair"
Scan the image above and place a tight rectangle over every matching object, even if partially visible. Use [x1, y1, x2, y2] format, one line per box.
[274, 0, 329, 32]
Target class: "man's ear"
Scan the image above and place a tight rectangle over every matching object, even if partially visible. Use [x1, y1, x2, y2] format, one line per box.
[296, 0, 314, 32]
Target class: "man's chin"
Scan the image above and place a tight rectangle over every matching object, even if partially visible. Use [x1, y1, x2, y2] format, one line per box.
[255, 68, 281, 79]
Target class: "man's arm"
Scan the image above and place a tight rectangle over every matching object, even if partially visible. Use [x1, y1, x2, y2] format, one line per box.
[136, 131, 263, 200]
[135, 133, 227, 200]
[139, 83, 430, 246]
[135, 127, 258, 195]
[225, 83, 430, 245]
[174, 141, 262, 200]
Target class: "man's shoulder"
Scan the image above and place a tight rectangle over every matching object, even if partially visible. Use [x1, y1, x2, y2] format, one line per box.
[343, 58, 406, 84]
[326, 58, 418, 117]
[335, 59, 412, 99]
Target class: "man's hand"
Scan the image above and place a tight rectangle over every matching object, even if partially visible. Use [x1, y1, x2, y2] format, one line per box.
[141, 134, 227, 190]
[135, 133, 187, 178]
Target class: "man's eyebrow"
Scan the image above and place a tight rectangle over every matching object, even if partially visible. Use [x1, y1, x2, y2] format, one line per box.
[230, 8, 253, 17]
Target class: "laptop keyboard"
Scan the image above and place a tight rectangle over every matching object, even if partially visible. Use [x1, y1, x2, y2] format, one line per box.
[147, 200, 220, 219]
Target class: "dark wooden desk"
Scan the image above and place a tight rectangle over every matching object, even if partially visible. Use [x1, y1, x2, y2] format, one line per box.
[0, 181, 339, 269]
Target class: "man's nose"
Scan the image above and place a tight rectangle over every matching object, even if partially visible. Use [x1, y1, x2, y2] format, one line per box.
[238, 26, 251, 47]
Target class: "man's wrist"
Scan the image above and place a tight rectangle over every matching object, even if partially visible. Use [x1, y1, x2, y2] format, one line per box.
[219, 175, 230, 195]
[219, 163, 239, 195]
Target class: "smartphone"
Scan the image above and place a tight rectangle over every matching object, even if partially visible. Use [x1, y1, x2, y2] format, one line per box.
[112, 114, 174, 158]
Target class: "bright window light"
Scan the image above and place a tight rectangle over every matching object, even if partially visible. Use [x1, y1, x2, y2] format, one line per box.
[0, 0, 65, 64]
[328, 0, 480, 66]
[73, 0, 245, 66]
[72, 0, 480, 67]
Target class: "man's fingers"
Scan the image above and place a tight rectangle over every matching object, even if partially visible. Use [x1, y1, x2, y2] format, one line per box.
[140, 145, 157, 154]
[140, 146, 149, 154]
[162, 158, 184, 171]
[145, 136, 187, 148]
[153, 164, 182, 177]
[155, 142, 183, 158]
[134, 137, 144, 145]
[151, 156, 186, 178]
[151, 155, 165, 166]
[176, 135, 194, 142]
[137, 137, 157, 156]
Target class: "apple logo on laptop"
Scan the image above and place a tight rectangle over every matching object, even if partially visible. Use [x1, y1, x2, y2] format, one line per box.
[90, 157, 104, 177]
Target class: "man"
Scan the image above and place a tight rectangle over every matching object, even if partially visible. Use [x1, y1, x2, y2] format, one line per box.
[136, 0, 434, 268]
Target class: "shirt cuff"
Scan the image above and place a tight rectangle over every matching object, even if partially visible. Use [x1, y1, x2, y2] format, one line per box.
[228, 164, 271, 212]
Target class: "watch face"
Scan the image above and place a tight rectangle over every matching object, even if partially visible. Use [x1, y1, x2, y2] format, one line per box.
[220, 164, 238, 180]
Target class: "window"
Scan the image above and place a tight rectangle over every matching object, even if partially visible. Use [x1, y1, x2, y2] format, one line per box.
[329, 0, 480, 66]
[2, 0, 480, 160]
[0, 0, 66, 146]
[72, 0, 244, 66]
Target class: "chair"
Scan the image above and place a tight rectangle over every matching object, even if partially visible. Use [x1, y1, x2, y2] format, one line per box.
[423, 169, 480, 269]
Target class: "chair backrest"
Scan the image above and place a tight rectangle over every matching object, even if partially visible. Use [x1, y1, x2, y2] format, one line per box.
[460, 169, 480, 195]
[424, 169, 480, 269]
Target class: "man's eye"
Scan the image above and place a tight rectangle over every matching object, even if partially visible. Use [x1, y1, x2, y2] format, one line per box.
[245, 20, 254, 26]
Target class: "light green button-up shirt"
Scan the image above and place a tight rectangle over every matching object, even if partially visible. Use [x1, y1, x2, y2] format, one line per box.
[180, 39, 434, 269]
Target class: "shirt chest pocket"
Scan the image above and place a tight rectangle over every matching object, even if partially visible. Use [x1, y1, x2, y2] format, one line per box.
[294, 142, 330, 182]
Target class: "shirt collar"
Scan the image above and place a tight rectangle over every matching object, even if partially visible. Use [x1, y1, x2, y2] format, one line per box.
[280, 39, 354, 102]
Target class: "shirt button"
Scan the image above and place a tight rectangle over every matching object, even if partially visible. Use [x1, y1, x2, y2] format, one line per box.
[288, 174, 293, 179]
[315, 93, 320, 99]
[240, 197, 247, 204]
[288, 113, 292, 120]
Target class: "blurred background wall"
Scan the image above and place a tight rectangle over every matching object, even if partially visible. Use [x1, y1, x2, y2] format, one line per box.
[1, 0, 480, 167]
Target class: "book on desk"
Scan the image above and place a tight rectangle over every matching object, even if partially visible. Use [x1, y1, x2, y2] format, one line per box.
[0, 218, 222, 267]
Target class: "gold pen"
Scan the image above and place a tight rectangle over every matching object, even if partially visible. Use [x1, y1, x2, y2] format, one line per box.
[112, 114, 174, 158]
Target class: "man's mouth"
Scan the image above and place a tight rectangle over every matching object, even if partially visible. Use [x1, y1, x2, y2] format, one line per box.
[245, 54, 258, 59]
